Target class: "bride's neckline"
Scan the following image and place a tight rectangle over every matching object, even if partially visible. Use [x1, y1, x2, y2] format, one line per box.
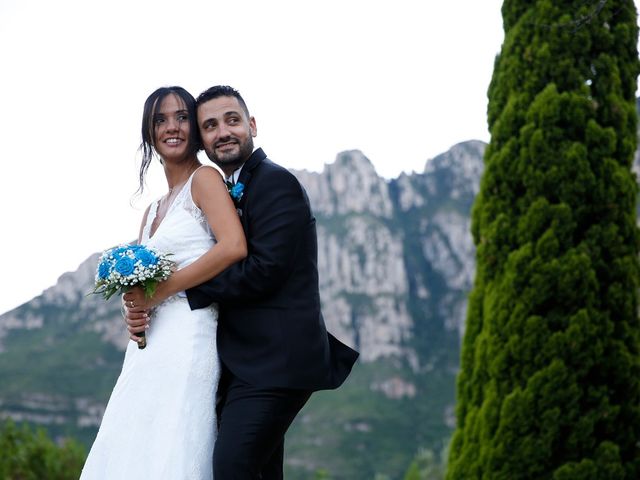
[148, 166, 203, 240]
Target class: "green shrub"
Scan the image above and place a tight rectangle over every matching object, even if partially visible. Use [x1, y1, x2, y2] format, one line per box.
[0, 419, 86, 480]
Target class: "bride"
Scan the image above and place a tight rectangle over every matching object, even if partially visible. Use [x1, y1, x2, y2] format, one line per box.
[80, 86, 246, 479]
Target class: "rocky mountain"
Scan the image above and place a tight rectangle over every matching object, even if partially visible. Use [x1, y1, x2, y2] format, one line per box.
[5, 115, 640, 477]
[0, 140, 487, 479]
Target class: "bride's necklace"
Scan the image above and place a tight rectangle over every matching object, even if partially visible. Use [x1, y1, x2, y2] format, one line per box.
[165, 165, 199, 199]
[167, 182, 183, 196]
[164, 182, 184, 204]
[150, 166, 200, 238]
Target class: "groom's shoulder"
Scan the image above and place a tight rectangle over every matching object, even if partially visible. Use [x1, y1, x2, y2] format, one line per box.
[257, 156, 300, 186]
[260, 155, 287, 174]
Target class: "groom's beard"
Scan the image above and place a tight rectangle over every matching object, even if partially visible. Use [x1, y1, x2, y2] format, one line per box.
[207, 135, 254, 171]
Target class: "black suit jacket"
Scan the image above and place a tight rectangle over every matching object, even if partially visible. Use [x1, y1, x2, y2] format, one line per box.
[186, 149, 358, 390]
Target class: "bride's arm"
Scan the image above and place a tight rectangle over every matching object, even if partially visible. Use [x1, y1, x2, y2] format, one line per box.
[125, 166, 247, 309]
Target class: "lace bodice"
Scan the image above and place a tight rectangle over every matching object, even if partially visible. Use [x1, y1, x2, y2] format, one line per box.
[141, 166, 217, 271]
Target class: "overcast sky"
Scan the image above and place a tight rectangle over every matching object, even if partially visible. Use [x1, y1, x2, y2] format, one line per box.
[0, 1, 636, 315]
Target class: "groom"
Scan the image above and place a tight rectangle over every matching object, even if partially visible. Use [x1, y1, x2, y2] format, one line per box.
[131, 85, 358, 479]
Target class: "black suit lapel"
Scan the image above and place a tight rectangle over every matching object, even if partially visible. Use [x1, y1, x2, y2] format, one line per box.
[237, 148, 266, 188]
[235, 148, 266, 218]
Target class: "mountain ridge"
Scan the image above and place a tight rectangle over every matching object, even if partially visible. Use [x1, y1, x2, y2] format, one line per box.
[1, 139, 486, 479]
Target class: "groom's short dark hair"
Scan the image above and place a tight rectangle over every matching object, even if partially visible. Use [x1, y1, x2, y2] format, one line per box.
[196, 85, 250, 117]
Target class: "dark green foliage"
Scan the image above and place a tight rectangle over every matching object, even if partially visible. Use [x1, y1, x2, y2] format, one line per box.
[403, 448, 447, 480]
[0, 419, 86, 479]
[448, 1, 640, 479]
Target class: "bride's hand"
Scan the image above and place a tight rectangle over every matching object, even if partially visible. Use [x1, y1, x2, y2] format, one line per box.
[123, 279, 172, 311]
[122, 279, 175, 340]
[122, 289, 149, 342]
[123, 286, 152, 311]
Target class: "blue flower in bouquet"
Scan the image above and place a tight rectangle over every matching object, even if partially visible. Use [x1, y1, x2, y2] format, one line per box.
[90, 243, 175, 302]
[115, 256, 135, 276]
[89, 243, 174, 350]
[97, 261, 111, 280]
[135, 248, 157, 267]
[111, 246, 128, 260]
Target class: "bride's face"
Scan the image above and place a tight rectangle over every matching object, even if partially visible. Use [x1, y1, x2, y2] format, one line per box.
[152, 94, 192, 162]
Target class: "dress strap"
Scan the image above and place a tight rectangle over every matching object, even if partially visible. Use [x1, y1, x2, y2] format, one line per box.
[177, 165, 218, 235]
[141, 200, 159, 244]
[174, 165, 215, 209]
[187, 165, 207, 189]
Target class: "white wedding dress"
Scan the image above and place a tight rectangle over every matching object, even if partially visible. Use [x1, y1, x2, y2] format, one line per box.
[81, 167, 220, 480]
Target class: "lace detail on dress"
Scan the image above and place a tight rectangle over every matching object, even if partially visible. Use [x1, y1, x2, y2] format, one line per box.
[140, 166, 216, 246]
[173, 166, 216, 237]
[155, 293, 186, 309]
[155, 294, 217, 317]
[186, 202, 207, 228]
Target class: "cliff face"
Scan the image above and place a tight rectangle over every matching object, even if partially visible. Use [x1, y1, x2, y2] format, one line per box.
[0, 141, 486, 359]
[293, 143, 485, 369]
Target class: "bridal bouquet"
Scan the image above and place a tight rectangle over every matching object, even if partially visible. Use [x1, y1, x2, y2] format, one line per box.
[89, 244, 174, 349]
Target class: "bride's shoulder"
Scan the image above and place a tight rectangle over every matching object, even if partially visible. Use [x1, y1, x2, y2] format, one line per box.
[191, 165, 223, 189]
[194, 165, 222, 179]
[191, 166, 226, 207]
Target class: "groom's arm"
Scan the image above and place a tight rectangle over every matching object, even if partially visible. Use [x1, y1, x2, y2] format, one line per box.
[186, 167, 310, 309]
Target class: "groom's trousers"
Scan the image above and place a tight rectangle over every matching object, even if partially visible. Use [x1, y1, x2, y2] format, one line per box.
[214, 366, 311, 480]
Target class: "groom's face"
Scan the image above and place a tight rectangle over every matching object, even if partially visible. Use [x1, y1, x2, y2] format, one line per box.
[197, 96, 257, 174]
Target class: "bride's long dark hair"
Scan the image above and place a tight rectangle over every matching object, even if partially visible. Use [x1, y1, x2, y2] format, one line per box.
[136, 86, 202, 195]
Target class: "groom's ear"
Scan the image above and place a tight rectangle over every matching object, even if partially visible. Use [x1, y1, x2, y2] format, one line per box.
[249, 116, 257, 137]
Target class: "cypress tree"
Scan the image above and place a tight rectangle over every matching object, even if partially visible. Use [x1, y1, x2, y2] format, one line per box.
[447, 1, 640, 479]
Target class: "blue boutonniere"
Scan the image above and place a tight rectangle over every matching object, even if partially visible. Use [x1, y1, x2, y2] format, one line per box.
[228, 182, 245, 202]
